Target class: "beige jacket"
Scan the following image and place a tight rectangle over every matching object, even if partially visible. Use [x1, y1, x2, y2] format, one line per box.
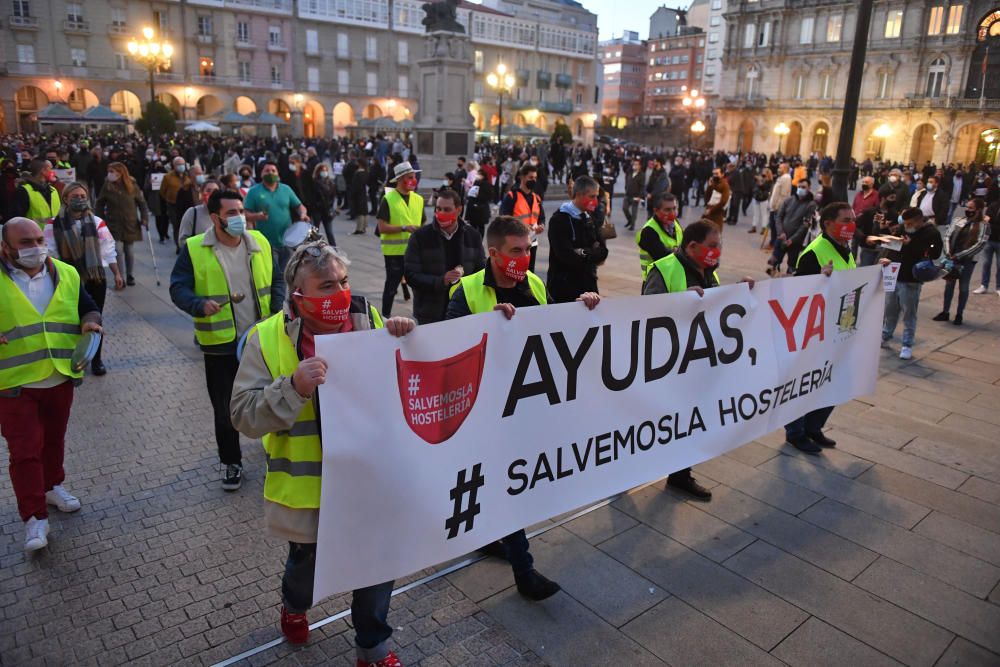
[769, 173, 792, 212]
[230, 303, 378, 544]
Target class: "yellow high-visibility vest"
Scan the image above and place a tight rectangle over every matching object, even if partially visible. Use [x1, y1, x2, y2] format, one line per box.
[381, 189, 423, 256]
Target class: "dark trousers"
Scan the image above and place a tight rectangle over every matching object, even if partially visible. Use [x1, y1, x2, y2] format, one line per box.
[203, 353, 241, 465]
[382, 255, 405, 317]
[785, 406, 835, 441]
[501, 529, 533, 575]
[155, 211, 170, 242]
[770, 241, 803, 274]
[170, 205, 183, 251]
[623, 198, 639, 228]
[726, 193, 744, 223]
[0, 382, 73, 521]
[668, 467, 692, 483]
[942, 260, 977, 317]
[84, 279, 107, 365]
[283, 542, 394, 660]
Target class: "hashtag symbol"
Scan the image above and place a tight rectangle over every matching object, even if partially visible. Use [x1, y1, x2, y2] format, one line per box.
[408, 374, 421, 396]
[444, 464, 485, 539]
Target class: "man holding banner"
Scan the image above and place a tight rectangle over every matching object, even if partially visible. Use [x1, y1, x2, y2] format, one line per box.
[230, 241, 414, 664]
[446, 216, 600, 600]
[643, 219, 754, 499]
[785, 202, 857, 454]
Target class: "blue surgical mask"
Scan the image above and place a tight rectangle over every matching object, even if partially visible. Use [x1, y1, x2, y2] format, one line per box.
[897, 215, 904, 224]
[796, 187, 808, 198]
[223, 214, 246, 237]
[195, 174, 207, 185]
[176, 164, 186, 173]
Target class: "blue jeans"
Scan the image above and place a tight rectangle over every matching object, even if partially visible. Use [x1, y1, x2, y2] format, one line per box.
[980, 240, 1000, 288]
[942, 260, 977, 317]
[883, 282, 922, 347]
[283, 542, 393, 662]
[785, 406, 835, 441]
[858, 248, 880, 267]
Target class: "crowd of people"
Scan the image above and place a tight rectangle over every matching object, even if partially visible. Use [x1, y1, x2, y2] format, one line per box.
[1, 129, 998, 664]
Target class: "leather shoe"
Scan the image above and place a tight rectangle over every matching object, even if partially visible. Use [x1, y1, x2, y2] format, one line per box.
[91, 360, 107, 376]
[932, 311, 950, 322]
[807, 431, 836, 447]
[787, 435, 822, 454]
[667, 474, 712, 500]
[515, 569, 561, 601]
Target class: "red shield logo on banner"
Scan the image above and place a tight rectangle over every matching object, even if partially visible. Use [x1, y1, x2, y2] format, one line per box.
[396, 334, 488, 444]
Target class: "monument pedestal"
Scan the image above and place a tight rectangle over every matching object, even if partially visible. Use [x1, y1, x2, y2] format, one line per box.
[414, 31, 475, 186]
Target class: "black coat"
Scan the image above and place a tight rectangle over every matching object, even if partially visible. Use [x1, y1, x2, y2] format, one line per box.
[403, 223, 486, 324]
[546, 207, 608, 302]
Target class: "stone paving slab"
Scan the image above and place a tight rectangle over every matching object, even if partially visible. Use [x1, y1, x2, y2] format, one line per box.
[770, 616, 903, 667]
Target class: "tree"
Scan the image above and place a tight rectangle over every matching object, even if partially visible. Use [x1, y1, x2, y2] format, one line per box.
[135, 100, 176, 136]
[551, 121, 572, 144]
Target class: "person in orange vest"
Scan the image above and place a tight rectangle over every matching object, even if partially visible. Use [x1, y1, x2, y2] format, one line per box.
[499, 163, 546, 272]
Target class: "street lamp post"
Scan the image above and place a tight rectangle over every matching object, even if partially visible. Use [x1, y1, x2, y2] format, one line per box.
[831, 0, 875, 202]
[681, 87, 705, 149]
[691, 120, 706, 148]
[127, 26, 174, 109]
[774, 122, 790, 154]
[486, 64, 515, 146]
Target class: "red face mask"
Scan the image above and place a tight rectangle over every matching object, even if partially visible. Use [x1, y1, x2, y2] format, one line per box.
[582, 197, 599, 213]
[46, 170, 58, 183]
[435, 210, 458, 226]
[399, 175, 417, 190]
[294, 288, 352, 325]
[657, 211, 677, 224]
[832, 221, 856, 243]
[495, 251, 530, 282]
[689, 243, 721, 268]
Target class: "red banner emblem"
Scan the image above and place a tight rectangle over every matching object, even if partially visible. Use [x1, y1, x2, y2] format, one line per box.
[396, 334, 488, 444]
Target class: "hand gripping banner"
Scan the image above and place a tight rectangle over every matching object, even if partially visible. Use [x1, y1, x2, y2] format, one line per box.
[314, 267, 885, 600]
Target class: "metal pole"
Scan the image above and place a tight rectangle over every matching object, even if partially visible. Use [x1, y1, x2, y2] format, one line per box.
[497, 90, 503, 147]
[148, 65, 156, 105]
[831, 0, 874, 203]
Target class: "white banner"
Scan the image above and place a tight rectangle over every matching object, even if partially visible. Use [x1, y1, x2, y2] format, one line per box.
[314, 266, 885, 600]
[150, 173, 165, 191]
[54, 168, 76, 184]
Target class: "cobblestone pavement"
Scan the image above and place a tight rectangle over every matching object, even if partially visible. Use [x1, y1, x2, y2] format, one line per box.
[2, 188, 1000, 666]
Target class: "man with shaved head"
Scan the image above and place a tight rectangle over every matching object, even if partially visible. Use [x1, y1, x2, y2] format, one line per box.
[0, 218, 103, 552]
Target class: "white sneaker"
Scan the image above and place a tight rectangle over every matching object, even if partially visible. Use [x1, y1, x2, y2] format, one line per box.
[24, 517, 49, 552]
[45, 485, 81, 512]
[972, 285, 987, 294]
[899, 346, 913, 360]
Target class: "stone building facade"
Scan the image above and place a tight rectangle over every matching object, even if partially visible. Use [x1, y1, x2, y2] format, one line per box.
[714, 0, 1000, 165]
[1, 0, 599, 142]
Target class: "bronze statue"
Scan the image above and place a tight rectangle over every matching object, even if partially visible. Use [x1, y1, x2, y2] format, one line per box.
[421, 0, 465, 33]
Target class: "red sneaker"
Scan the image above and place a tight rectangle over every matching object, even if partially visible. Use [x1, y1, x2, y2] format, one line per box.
[281, 606, 309, 645]
[357, 651, 403, 667]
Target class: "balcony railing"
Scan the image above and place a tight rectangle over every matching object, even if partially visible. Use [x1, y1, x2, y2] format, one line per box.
[266, 40, 287, 52]
[7, 61, 52, 75]
[235, 37, 253, 49]
[63, 19, 90, 33]
[903, 95, 1000, 110]
[195, 33, 214, 44]
[107, 23, 129, 35]
[8, 14, 39, 29]
[555, 73, 573, 88]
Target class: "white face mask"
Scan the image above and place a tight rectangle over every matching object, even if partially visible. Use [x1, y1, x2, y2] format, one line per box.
[107, 172, 120, 183]
[16, 246, 48, 269]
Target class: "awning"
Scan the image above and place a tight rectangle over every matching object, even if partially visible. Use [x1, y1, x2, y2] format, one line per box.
[36, 103, 83, 123]
[81, 105, 129, 124]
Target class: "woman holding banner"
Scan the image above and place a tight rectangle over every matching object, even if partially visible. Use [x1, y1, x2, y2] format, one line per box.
[230, 240, 414, 664]
[642, 219, 755, 499]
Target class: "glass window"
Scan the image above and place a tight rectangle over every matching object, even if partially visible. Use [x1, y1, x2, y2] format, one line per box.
[338, 69, 349, 93]
[237, 21, 250, 42]
[946, 5, 963, 34]
[337, 33, 348, 58]
[238, 61, 251, 82]
[197, 16, 212, 36]
[70, 48, 86, 66]
[744, 24, 754, 48]
[927, 6, 944, 35]
[711, 0, 721, 9]
[110, 7, 126, 26]
[114, 52, 128, 70]
[474, 50, 484, 73]
[13, 0, 29, 17]
[269, 26, 282, 46]
[66, 3, 82, 22]
[365, 35, 377, 59]
[708, 31, 718, 43]
[306, 29, 317, 52]
[398, 74, 408, 97]
[820, 73, 832, 99]
[800, 17, 814, 44]
[827, 14, 843, 41]
[153, 10, 167, 33]
[926, 58, 945, 97]
[16, 43, 34, 62]
[884, 9, 903, 38]
[366, 71, 377, 95]
[710, 16, 720, 27]
[398, 40, 408, 65]
[745, 65, 759, 99]
[759, 21, 770, 46]
[308, 66, 319, 91]
[271, 65, 281, 85]
[200, 57, 215, 77]
[876, 71, 891, 98]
